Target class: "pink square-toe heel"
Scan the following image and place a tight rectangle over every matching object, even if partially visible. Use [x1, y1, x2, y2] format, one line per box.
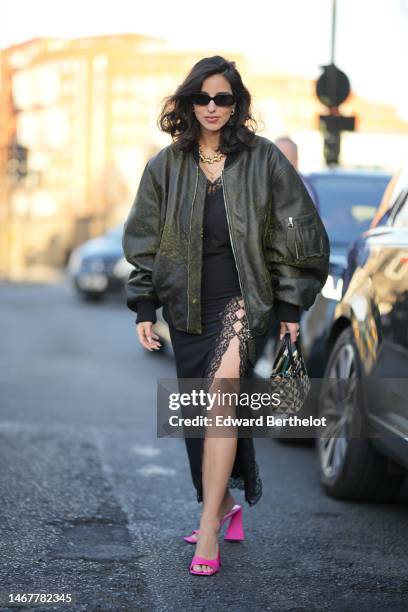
[183, 504, 244, 543]
[189, 545, 221, 576]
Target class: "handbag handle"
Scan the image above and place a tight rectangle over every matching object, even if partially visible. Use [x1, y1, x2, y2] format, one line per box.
[280, 331, 297, 357]
[272, 332, 304, 376]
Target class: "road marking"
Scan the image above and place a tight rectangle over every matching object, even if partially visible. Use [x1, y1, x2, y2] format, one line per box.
[137, 464, 176, 476]
[132, 444, 162, 457]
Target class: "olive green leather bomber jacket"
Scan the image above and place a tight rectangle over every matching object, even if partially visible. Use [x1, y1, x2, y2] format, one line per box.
[122, 134, 330, 365]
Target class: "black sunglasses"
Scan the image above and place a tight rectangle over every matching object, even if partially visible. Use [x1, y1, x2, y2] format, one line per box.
[189, 92, 235, 107]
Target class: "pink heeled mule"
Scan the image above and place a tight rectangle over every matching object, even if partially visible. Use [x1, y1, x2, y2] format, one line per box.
[184, 504, 244, 544]
[189, 544, 221, 576]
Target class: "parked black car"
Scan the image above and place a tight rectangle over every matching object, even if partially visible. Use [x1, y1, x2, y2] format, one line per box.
[316, 164, 408, 501]
[67, 224, 131, 301]
[66, 223, 172, 348]
[302, 168, 392, 371]
[255, 169, 392, 379]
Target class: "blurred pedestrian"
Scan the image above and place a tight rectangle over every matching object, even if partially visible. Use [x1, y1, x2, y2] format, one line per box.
[275, 135, 319, 210]
[122, 56, 330, 576]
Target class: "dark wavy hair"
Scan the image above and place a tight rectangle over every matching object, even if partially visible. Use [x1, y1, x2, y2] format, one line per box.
[157, 55, 258, 154]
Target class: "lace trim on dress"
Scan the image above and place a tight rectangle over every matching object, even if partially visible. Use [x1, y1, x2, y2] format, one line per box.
[194, 295, 263, 506]
[204, 295, 250, 381]
[206, 175, 223, 195]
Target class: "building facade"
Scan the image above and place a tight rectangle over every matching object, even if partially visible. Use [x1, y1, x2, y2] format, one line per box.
[1, 35, 407, 280]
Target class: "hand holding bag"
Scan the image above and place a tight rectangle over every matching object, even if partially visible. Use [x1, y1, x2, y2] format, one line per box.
[270, 332, 311, 414]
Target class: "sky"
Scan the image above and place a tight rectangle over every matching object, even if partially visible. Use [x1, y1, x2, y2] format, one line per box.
[2, 0, 408, 119]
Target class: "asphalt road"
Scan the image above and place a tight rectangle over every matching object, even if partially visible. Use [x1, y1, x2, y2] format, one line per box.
[0, 280, 407, 612]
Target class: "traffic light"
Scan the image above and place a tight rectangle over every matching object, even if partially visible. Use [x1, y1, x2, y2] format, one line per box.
[324, 132, 340, 166]
[315, 64, 356, 166]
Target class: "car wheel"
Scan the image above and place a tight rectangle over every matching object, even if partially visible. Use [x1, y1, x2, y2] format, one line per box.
[316, 326, 405, 502]
[274, 436, 314, 446]
[77, 289, 105, 303]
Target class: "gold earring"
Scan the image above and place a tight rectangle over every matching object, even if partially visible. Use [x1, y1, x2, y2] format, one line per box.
[227, 109, 235, 126]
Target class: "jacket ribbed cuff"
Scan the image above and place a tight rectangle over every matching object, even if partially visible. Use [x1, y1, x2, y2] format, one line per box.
[274, 300, 301, 323]
[134, 299, 157, 324]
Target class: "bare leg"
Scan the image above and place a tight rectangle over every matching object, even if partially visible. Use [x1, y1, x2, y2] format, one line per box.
[192, 297, 249, 572]
[187, 488, 236, 544]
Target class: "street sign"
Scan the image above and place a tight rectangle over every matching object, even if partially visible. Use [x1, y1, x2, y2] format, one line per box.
[315, 64, 355, 165]
[319, 115, 356, 132]
[316, 64, 350, 108]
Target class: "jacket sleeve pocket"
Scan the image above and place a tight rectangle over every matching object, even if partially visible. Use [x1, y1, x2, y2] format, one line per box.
[122, 160, 163, 315]
[265, 162, 331, 311]
[298, 213, 325, 258]
[288, 212, 325, 260]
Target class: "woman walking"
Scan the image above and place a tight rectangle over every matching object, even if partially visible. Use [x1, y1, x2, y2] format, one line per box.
[122, 55, 330, 575]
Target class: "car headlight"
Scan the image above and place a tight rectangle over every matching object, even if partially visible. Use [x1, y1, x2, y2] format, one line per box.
[113, 257, 133, 279]
[321, 274, 343, 301]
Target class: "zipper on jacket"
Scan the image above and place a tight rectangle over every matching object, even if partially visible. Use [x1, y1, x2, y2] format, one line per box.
[186, 165, 199, 330]
[221, 170, 252, 338]
[287, 216, 299, 259]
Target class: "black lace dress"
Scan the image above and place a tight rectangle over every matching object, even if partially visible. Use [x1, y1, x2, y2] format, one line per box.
[135, 144, 300, 505]
[162, 146, 263, 506]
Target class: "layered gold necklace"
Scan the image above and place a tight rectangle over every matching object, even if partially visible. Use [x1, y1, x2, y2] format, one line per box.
[198, 145, 225, 164]
[198, 144, 225, 183]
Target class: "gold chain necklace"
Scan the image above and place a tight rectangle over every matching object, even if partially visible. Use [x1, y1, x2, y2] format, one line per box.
[198, 145, 225, 164]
